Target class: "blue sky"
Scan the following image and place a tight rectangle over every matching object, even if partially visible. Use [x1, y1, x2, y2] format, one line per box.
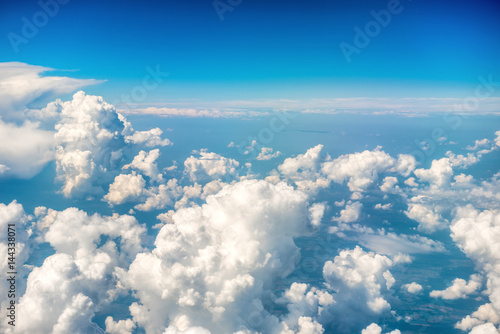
[2, 0, 500, 103]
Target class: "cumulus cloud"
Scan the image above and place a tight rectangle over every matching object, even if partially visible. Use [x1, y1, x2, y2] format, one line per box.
[104, 172, 147, 205]
[391, 154, 417, 177]
[117, 179, 319, 333]
[2, 208, 146, 333]
[278, 145, 329, 192]
[322, 246, 396, 332]
[256, 147, 282, 161]
[374, 203, 392, 210]
[119, 114, 171, 147]
[361, 323, 401, 334]
[467, 139, 491, 151]
[321, 147, 395, 193]
[333, 202, 363, 223]
[430, 274, 482, 300]
[278, 283, 333, 334]
[414, 158, 453, 187]
[380, 176, 399, 193]
[54, 91, 129, 197]
[135, 179, 183, 211]
[123, 149, 163, 181]
[456, 304, 500, 332]
[468, 323, 499, 334]
[450, 206, 500, 326]
[403, 282, 423, 294]
[309, 203, 326, 227]
[405, 203, 447, 233]
[184, 149, 240, 183]
[105, 317, 136, 334]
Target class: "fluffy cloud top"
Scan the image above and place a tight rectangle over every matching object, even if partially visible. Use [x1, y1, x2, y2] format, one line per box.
[321, 148, 395, 193]
[278, 145, 329, 192]
[414, 158, 453, 187]
[184, 149, 240, 182]
[430, 274, 482, 300]
[256, 147, 282, 161]
[361, 323, 401, 334]
[54, 91, 129, 197]
[117, 179, 319, 333]
[333, 201, 363, 223]
[2, 208, 146, 333]
[451, 206, 500, 328]
[403, 282, 423, 294]
[322, 246, 396, 333]
[405, 203, 447, 233]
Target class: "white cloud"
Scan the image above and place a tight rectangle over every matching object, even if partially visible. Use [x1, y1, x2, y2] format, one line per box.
[309, 202, 326, 227]
[117, 179, 319, 333]
[5, 208, 146, 333]
[0, 119, 54, 178]
[321, 147, 395, 193]
[54, 91, 128, 197]
[391, 154, 417, 177]
[380, 176, 399, 193]
[278, 283, 332, 334]
[404, 177, 418, 187]
[451, 206, 500, 324]
[123, 149, 163, 181]
[323, 246, 394, 315]
[374, 203, 392, 210]
[405, 203, 447, 233]
[121, 107, 257, 118]
[135, 179, 183, 211]
[430, 274, 482, 300]
[183, 149, 240, 182]
[414, 158, 453, 187]
[0, 62, 102, 121]
[467, 139, 491, 151]
[0, 201, 31, 303]
[403, 282, 423, 294]
[117, 97, 500, 117]
[358, 230, 446, 255]
[0, 164, 9, 174]
[105, 317, 136, 334]
[456, 304, 500, 332]
[361, 323, 401, 334]
[104, 172, 146, 205]
[278, 145, 329, 192]
[468, 323, 499, 334]
[119, 113, 171, 147]
[333, 202, 362, 223]
[320, 246, 403, 332]
[256, 147, 282, 161]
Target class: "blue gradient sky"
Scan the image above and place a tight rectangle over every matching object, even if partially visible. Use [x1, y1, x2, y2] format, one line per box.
[2, 0, 500, 103]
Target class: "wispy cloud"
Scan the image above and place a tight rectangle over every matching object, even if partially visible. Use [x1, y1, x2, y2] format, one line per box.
[118, 96, 500, 118]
